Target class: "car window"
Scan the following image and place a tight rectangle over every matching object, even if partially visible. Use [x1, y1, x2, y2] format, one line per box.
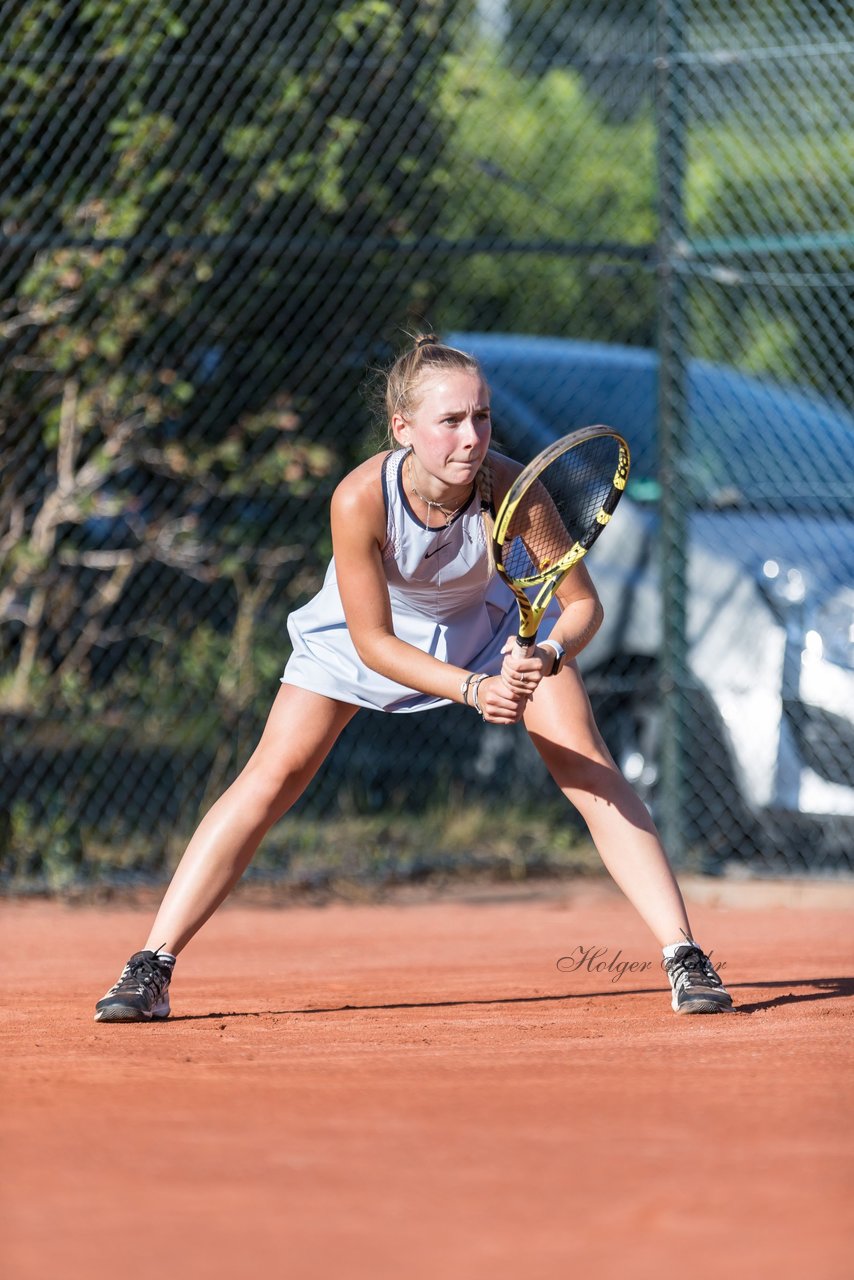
[452, 334, 854, 517]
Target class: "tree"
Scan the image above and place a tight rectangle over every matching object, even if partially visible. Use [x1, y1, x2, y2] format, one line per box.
[426, 8, 853, 405]
[0, 0, 449, 721]
[426, 48, 657, 343]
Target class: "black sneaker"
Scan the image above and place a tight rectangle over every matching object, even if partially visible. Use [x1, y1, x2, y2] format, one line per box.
[94, 950, 173, 1022]
[664, 942, 733, 1015]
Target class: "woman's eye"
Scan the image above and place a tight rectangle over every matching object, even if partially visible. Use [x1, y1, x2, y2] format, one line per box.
[439, 412, 489, 426]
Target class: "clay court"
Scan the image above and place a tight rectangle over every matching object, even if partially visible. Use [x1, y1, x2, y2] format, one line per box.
[2, 876, 852, 1280]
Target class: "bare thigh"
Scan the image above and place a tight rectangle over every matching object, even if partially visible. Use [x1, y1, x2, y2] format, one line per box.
[521, 660, 654, 823]
[523, 662, 615, 776]
[238, 682, 360, 819]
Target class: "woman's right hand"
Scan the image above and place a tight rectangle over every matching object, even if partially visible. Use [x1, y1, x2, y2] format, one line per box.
[475, 675, 528, 724]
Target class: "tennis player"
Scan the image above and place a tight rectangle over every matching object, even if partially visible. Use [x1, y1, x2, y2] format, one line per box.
[95, 336, 733, 1021]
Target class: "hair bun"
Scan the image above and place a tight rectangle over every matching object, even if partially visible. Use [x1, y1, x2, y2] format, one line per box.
[415, 334, 439, 349]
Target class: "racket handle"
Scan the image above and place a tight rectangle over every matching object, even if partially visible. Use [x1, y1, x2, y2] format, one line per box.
[515, 634, 537, 658]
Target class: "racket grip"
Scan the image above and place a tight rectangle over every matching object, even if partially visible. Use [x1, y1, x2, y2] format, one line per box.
[515, 634, 537, 658]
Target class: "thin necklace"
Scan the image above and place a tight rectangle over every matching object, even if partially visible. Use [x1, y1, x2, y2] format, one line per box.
[407, 454, 472, 528]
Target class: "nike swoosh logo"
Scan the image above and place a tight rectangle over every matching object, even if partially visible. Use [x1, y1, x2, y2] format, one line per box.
[424, 542, 452, 559]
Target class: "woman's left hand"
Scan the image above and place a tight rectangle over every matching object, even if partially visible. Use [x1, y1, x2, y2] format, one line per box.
[499, 638, 550, 696]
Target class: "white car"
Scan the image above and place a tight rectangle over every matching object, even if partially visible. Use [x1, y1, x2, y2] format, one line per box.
[450, 332, 854, 870]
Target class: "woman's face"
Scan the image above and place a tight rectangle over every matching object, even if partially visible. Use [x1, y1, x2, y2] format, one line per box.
[392, 369, 492, 491]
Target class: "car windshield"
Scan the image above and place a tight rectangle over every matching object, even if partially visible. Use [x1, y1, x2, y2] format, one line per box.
[453, 335, 854, 518]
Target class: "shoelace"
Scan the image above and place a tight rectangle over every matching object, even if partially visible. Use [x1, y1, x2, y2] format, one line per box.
[117, 953, 170, 994]
[669, 946, 722, 990]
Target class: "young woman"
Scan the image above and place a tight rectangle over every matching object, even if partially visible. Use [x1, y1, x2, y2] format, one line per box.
[95, 336, 733, 1022]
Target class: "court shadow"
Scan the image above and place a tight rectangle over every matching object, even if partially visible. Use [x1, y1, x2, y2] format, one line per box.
[164, 975, 854, 1022]
[166, 986, 663, 1022]
[726, 975, 854, 1014]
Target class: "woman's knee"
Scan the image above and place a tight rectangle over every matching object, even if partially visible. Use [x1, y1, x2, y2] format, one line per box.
[232, 749, 309, 820]
[546, 750, 656, 831]
[548, 748, 621, 797]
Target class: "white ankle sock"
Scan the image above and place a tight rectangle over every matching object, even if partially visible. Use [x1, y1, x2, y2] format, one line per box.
[662, 940, 694, 960]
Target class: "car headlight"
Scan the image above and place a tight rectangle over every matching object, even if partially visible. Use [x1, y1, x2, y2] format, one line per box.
[808, 589, 854, 671]
[761, 562, 854, 673]
[761, 558, 807, 607]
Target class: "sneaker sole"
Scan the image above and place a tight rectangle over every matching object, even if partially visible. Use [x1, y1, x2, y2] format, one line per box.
[672, 996, 734, 1015]
[94, 1004, 171, 1023]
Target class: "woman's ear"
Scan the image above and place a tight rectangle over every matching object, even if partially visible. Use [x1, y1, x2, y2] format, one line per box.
[391, 414, 410, 447]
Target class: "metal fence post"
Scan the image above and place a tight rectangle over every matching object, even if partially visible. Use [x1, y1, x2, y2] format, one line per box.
[655, 0, 690, 866]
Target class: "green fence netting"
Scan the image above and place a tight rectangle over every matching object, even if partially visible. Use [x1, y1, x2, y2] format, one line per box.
[2, 0, 853, 887]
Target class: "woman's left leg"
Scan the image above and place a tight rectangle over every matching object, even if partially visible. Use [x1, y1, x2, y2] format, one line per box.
[523, 662, 692, 948]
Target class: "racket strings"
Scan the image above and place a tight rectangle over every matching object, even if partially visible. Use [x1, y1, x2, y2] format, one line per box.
[503, 436, 621, 579]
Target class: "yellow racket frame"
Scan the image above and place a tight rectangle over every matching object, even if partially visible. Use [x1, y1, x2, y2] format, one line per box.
[493, 425, 630, 643]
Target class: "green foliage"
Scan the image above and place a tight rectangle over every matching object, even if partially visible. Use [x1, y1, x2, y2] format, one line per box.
[1, 1, 850, 884]
[428, 32, 852, 399]
[688, 123, 854, 394]
[0, 0, 447, 724]
[430, 51, 656, 341]
[0, 794, 602, 893]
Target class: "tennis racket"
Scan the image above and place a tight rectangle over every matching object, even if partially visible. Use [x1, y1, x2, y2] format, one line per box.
[493, 426, 630, 650]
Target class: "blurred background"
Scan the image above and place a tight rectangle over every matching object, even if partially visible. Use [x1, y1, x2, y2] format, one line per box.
[1, 0, 853, 891]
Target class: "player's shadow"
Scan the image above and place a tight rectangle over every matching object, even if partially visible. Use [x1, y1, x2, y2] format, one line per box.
[168, 987, 652, 1021]
[725, 975, 854, 1014]
[166, 975, 854, 1022]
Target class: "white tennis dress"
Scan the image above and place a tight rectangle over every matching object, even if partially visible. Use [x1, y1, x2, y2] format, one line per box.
[282, 448, 560, 713]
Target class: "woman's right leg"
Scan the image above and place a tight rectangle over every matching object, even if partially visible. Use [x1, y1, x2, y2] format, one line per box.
[141, 684, 358, 956]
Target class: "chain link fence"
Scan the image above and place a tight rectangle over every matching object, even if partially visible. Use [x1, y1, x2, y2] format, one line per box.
[2, 0, 853, 889]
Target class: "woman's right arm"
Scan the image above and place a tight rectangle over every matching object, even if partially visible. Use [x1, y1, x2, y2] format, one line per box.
[330, 458, 525, 723]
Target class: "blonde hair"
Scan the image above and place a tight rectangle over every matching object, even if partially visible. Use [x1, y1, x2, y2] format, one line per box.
[383, 332, 495, 571]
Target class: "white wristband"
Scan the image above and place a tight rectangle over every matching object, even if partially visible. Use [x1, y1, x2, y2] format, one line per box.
[539, 638, 565, 675]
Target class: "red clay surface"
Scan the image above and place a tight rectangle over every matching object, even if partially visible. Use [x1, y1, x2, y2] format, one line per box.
[2, 877, 853, 1280]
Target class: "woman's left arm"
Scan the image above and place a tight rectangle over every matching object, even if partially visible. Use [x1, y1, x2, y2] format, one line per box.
[548, 560, 604, 661]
